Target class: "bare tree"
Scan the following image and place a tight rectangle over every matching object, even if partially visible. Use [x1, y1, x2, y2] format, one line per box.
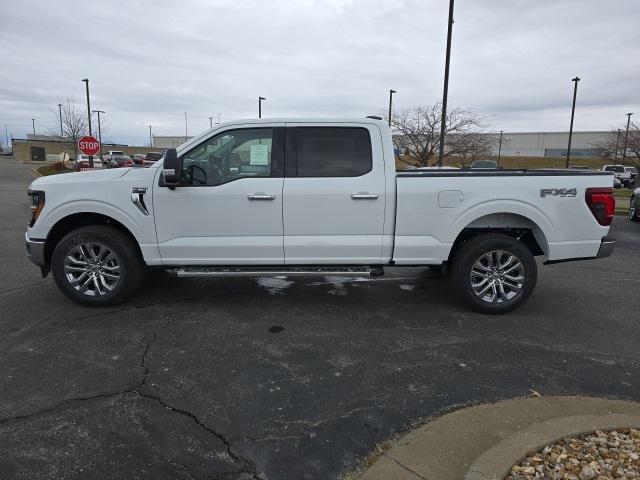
[447, 132, 494, 167]
[49, 97, 88, 165]
[592, 124, 640, 167]
[389, 104, 485, 167]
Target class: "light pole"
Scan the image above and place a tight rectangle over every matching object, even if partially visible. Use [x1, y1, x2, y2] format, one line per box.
[184, 112, 188, 141]
[149, 124, 152, 147]
[4, 124, 8, 149]
[565, 76, 580, 168]
[388, 89, 396, 127]
[495, 131, 511, 167]
[622, 112, 633, 165]
[209, 116, 213, 128]
[438, 0, 455, 167]
[92, 110, 105, 158]
[614, 129, 621, 161]
[57, 103, 63, 137]
[81, 78, 94, 167]
[258, 96, 266, 118]
[31, 118, 36, 135]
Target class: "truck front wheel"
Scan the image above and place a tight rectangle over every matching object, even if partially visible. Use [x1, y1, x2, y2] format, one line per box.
[51, 225, 143, 306]
[450, 234, 537, 314]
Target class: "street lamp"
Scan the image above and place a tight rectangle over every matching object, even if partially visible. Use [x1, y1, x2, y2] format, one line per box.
[4, 124, 8, 149]
[149, 124, 152, 148]
[614, 129, 621, 161]
[438, 0, 455, 167]
[622, 112, 634, 165]
[209, 116, 213, 128]
[184, 112, 188, 141]
[81, 78, 94, 167]
[57, 103, 63, 137]
[92, 110, 105, 158]
[495, 131, 511, 167]
[388, 89, 396, 127]
[32, 118, 36, 135]
[565, 76, 580, 168]
[258, 96, 266, 118]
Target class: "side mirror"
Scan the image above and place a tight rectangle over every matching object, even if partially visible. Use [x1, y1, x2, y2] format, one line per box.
[162, 148, 181, 186]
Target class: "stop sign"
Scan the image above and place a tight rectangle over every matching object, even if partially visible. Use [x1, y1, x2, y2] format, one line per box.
[77, 136, 100, 156]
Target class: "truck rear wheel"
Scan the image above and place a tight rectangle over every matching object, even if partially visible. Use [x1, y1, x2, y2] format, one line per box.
[450, 234, 537, 314]
[51, 225, 143, 306]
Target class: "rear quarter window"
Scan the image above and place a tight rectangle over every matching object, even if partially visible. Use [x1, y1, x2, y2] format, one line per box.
[295, 127, 372, 177]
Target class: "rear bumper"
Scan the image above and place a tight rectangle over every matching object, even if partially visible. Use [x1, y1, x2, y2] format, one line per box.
[25, 232, 46, 267]
[596, 236, 615, 258]
[544, 236, 615, 265]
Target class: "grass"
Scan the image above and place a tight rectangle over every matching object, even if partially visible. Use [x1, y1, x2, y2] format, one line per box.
[614, 187, 634, 215]
[36, 165, 74, 176]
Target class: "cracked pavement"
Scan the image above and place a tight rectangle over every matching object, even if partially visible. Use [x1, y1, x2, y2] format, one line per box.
[1, 159, 639, 479]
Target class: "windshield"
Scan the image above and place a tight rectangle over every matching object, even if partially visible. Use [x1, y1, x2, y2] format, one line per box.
[604, 166, 624, 172]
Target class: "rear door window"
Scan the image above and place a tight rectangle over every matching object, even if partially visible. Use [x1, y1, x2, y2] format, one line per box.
[294, 127, 372, 177]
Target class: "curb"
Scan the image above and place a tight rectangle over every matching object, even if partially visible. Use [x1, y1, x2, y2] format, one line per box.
[465, 413, 640, 480]
[354, 396, 640, 480]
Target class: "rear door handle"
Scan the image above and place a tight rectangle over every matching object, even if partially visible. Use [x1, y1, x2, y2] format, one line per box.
[248, 194, 276, 200]
[351, 193, 379, 200]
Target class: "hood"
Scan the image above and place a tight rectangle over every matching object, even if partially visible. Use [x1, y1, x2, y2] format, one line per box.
[30, 168, 131, 188]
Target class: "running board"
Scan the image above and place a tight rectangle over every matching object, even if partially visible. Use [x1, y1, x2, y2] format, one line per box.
[171, 266, 384, 278]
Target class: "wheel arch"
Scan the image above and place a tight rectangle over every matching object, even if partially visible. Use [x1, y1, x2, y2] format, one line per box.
[447, 212, 550, 264]
[44, 212, 144, 266]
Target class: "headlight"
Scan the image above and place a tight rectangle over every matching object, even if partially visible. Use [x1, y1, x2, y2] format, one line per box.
[28, 190, 45, 227]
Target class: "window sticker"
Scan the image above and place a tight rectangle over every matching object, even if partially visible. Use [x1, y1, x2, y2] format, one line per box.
[250, 144, 269, 165]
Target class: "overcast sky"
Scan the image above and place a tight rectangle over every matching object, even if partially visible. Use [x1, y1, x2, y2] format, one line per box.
[1, 0, 639, 145]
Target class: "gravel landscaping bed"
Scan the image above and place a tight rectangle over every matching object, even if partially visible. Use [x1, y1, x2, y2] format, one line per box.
[507, 429, 640, 480]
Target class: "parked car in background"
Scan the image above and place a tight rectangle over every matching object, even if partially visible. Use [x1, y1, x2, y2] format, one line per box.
[73, 154, 102, 171]
[624, 166, 637, 187]
[131, 154, 147, 165]
[614, 177, 622, 189]
[109, 155, 134, 168]
[103, 150, 125, 167]
[470, 159, 498, 170]
[569, 165, 591, 170]
[630, 186, 640, 221]
[141, 152, 164, 166]
[602, 165, 632, 187]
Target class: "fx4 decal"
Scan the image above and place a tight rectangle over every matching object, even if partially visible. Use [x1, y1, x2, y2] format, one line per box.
[540, 188, 577, 198]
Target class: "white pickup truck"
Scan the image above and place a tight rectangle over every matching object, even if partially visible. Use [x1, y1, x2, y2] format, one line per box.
[25, 118, 616, 313]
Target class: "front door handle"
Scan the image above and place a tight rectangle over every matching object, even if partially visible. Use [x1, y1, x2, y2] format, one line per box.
[248, 194, 276, 201]
[351, 193, 379, 200]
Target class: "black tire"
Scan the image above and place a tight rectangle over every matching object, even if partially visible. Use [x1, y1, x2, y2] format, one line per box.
[630, 196, 640, 222]
[450, 234, 537, 314]
[51, 225, 143, 306]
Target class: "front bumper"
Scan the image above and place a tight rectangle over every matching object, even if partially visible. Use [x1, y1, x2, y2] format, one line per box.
[596, 236, 615, 259]
[25, 232, 46, 267]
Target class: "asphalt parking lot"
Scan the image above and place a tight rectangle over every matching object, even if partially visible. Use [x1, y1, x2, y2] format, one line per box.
[1, 159, 639, 480]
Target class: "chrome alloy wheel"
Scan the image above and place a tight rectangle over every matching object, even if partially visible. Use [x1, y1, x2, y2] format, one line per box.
[63, 242, 122, 297]
[470, 250, 525, 304]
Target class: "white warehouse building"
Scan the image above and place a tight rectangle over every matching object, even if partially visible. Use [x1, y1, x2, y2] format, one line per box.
[484, 131, 610, 157]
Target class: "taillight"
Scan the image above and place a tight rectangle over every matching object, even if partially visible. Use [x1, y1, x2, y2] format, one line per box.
[585, 187, 615, 226]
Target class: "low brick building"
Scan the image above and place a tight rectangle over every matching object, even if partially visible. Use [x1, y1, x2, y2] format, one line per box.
[12, 135, 163, 163]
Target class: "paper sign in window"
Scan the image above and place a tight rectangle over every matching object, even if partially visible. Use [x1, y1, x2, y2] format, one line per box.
[250, 145, 269, 165]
